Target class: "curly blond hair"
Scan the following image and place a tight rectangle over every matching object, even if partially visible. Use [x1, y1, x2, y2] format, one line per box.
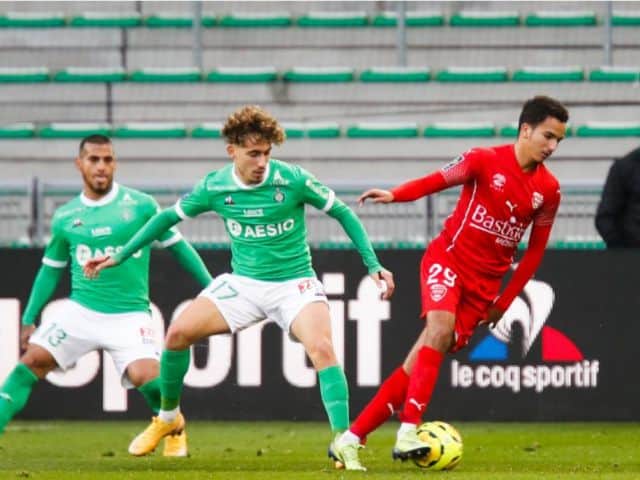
[222, 105, 286, 146]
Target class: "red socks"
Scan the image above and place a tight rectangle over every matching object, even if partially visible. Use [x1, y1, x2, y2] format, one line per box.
[350, 367, 409, 439]
[401, 346, 444, 425]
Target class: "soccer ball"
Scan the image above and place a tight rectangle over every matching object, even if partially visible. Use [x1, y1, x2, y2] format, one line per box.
[413, 421, 463, 470]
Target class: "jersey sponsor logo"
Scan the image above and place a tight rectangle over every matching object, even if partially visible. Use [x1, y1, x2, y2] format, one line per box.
[451, 275, 600, 394]
[469, 204, 527, 247]
[91, 226, 112, 237]
[226, 218, 295, 239]
[243, 208, 264, 218]
[532, 192, 544, 209]
[491, 173, 507, 191]
[75, 244, 142, 265]
[272, 170, 289, 186]
[430, 283, 447, 302]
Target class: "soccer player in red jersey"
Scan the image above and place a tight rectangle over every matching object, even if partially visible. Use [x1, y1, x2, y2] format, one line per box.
[331, 96, 569, 469]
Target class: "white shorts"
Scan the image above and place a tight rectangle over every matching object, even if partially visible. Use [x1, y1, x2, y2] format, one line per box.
[29, 299, 159, 388]
[198, 273, 329, 335]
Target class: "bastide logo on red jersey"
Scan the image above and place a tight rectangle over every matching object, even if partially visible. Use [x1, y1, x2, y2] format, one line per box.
[469, 204, 528, 248]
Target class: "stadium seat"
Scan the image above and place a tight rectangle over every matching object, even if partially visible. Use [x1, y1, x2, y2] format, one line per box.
[500, 123, 574, 137]
[217, 12, 292, 28]
[283, 67, 355, 82]
[129, 68, 203, 82]
[281, 122, 341, 138]
[205, 67, 278, 82]
[525, 11, 597, 27]
[0, 12, 65, 27]
[589, 66, 640, 82]
[53, 67, 126, 82]
[38, 123, 112, 138]
[346, 122, 418, 138]
[371, 11, 444, 27]
[449, 11, 520, 27]
[69, 12, 142, 28]
[0, 67, 49, 83]
[191, 123, 222, 138]
[113, 122, 188, 138]
[612, 10, 640, 26]
[297, 11, 368, 27]
[512, 66, 584, 82]
[435, 67, 508, 82]
[0, 123, 36, 138]
[143, 12, 215, 28]
[575, 122, 640, 137]
[424, 122, 495, 137]
[359, 67, 431, 82]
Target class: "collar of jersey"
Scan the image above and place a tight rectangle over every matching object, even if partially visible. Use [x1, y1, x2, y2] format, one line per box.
[231, 163, 271, 189]
[80, 182, 120, 207]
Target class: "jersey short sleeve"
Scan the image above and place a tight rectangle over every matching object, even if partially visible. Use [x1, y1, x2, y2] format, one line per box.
[147, 195, 183, 248]
[42, 216, 70, 268]
[297, 167, 336, 212]
[176, 175, 212, 219]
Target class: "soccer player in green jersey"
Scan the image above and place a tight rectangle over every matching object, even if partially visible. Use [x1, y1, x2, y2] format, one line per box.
[84, 105, 395, 471]
[0, 135, 213, 457]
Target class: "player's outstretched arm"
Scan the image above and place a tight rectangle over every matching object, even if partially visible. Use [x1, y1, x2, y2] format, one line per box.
[83, 208, 182, 278]
[358, 188, 394, 206]
[167, 240, 213, 287]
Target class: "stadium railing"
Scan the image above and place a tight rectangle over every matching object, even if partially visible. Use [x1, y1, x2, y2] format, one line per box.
[0, 180, 606, 250]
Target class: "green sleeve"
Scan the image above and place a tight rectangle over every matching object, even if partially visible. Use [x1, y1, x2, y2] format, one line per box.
[113, 208, 182, 264]
[167, 239, 213, 287]
[326, 198, 383, 274]
[22, 265, 65, 326]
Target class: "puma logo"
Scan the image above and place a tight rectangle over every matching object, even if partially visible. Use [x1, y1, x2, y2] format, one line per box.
[506, 200, 517, 213]
[408, 398, 426, 412]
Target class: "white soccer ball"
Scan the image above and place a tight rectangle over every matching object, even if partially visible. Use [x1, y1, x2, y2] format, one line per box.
[414, 421, 463, 470]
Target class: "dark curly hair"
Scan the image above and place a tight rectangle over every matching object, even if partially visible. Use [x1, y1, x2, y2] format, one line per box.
[222, 105, 286, 146]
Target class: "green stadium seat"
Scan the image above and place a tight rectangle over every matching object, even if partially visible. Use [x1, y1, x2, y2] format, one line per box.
[360, 67, 430, 82]
[500, 123, 574, 137]
[53, 67, 126, 82]
[0, 12, 65, 28]
[39, 123, 112, 138]
[144, 13, 215, 28]
[218, 12, 292, 27]
[435, 67, 508, 82]
[346, 122, 418, 138]
[129, 68, 202, 82]
[191, 122, 223, 138]
[283, 67, 355, 82]
[589, 66, 640, 82]
[525, 11, 597, 27]
[575, 122, 640, 137]
[450, 11, 520, 27]
[372, 11, 444, 27]
[206, 67, 278, 82]
[0, 67, 49, 83]
[113, 122, 188, 138]
[424, 122, 495, 137]
[69, 12, 142, 28]
[612, 10, 640, 26]
[512, 66, 584, 82]
[297, 11, 368, 27]
[281, 122, 341, 138]
[0, 123, 36, 138]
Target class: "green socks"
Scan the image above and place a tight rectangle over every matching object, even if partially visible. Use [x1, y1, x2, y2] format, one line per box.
[137, 377, 162, 414]
[0, 363, 39, 434]
[159, 349, 190, 411]
[318, 365, 349, 432]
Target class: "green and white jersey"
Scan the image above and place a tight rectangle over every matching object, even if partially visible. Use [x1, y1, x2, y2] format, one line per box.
[43, 183, 182, 313]
[176, 159, 371, 281]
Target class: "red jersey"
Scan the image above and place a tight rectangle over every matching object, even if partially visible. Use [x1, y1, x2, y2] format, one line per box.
[391, 144, 561, 312]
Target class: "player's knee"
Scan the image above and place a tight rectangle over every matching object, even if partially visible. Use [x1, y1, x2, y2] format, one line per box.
[425, 318, 455, 351]
[19, 348, 56, 378]
[165, 325, 191, 350]
[305, 336, 336, 368]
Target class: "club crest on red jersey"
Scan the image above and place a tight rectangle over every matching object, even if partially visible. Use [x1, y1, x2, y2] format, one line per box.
[532, 192, 544, 209]
[491, 173, 506, 191]
[430, 284, 447, 302]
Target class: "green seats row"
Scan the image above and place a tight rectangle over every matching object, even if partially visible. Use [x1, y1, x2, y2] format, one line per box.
[1, 66, 638, 83]
[2, 122, 639, 139]
[0, 10, 638, 28]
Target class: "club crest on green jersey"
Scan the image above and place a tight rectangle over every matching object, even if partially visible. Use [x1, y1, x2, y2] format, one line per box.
[274, 188, 285, 203]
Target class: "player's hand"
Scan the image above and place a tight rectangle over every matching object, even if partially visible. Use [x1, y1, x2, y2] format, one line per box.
[83, 255, 117, 279]
[371, 269, 395, 300]
[484, 306, 504, 327]
[20, 324, 36, 351]
[358, 188, 394, 206]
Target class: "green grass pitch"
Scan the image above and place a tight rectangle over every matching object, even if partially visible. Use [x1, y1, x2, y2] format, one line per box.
[1, 421, 639, 479]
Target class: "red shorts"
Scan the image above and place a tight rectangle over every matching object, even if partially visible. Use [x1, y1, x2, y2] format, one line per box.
[420, 237, 502, 352]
